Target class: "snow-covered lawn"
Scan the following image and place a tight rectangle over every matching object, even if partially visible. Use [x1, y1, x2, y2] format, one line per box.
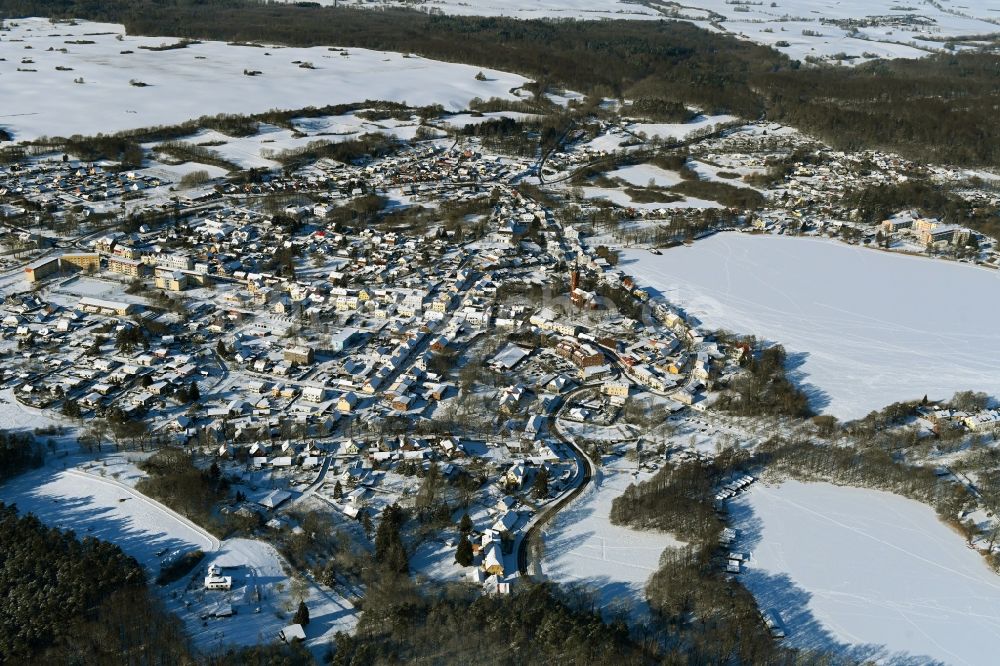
[0, 388, 73, 432]
[0, 18, 530, 142]
[620, 233, 1000, 419]
[733, 481, 1000, 665]
[543, 457, 682, 622]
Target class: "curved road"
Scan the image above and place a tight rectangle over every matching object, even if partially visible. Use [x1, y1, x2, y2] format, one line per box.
[516, 383, 600, 577]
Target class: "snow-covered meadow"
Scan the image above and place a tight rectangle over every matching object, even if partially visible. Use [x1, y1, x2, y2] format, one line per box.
[543, 456, 682, 622]
[0, 462, 357, 654]
[0, 18, 530, 142]
[307, 0, 1000, 62]
[620, 233, 1000, 419]
[734, 481, 1000, 665]
[283, 0, 660, 20]
[0, 465, 217, 570]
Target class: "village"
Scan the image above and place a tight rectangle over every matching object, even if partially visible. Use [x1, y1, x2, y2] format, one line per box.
[2, 101, 1000, 655]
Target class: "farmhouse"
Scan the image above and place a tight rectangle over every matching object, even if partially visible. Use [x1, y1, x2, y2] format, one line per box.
[204, 565, 233, 590]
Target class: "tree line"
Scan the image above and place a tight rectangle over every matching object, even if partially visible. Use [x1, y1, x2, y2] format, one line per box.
[3, 1, 999, 165]
[0, 502, 191, 663]
[0, 430, 45, 483]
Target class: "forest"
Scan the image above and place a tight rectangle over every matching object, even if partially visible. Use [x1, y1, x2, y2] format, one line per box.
[0, 502, 192, 664]
[0, 430, 45, 482]
[716, 343, 813, 418]
[136, 448, 235, 536]
[2, 1, 999, 165]
[331, 580, 652, 665]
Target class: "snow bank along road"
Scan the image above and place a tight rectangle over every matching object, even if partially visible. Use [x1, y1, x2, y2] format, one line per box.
[621, 233, 1000, 420]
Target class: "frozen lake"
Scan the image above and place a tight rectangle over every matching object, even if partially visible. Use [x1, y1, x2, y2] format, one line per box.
[620, 234, 1000, 419]
[734, 481, 1000, 665]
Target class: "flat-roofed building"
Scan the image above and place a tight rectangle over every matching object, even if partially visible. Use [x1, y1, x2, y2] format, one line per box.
[25, 256, 60, 283]
[59, 252, 101, 273]
[109, 256, 144, 277]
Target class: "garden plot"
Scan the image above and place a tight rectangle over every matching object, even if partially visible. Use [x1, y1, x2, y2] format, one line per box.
[734, 481, 1000, 665]
[0, 18, 530, 142]
[620, 233, 1000, 419]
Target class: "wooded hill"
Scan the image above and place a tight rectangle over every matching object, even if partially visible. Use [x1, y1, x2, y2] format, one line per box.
[2, 0, 1000, 165]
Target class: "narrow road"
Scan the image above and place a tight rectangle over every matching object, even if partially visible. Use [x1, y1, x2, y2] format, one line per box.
[516, 383, 600, 577]
[286, 455, 332, 509]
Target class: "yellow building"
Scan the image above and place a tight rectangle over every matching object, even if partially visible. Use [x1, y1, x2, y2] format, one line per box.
[109, 257, 144, 277]
[59, 252, 100, 273]
[155, 270, 189, 292]
[24, 256, 60, 283]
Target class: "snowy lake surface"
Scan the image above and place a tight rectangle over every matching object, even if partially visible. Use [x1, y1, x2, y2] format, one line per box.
[734, 481, 1000, 665]
[620, 233, 1000, 419]
[543, 457, 682, 622]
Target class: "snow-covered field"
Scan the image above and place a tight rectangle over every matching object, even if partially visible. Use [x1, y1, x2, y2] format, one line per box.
[287, 0, 659, 20]
[0, 18, 530, 141]
[620, 233, 1000, 419]
[0, 462, 357, 654]
[339, 0, 1000, 62]
[0, 466, 216, 569]
[734, 481, 1000, 665]
[543, 456, 682, 621]
[627, 115, 739, 142]
[610, 163, 684, 188]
